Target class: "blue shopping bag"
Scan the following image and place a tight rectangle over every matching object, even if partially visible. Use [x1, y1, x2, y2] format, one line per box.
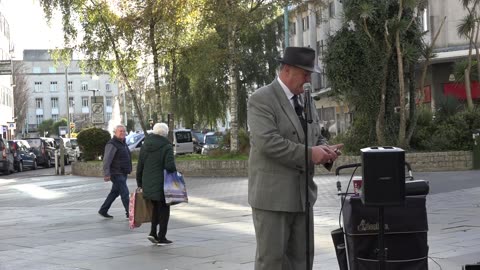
[163, 170, 188, 205]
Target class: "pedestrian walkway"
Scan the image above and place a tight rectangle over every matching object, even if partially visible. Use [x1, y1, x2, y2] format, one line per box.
[0, 171, 479, 269]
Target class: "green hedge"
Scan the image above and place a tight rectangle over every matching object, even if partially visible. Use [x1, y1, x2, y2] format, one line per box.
[77, 127, 111, 161]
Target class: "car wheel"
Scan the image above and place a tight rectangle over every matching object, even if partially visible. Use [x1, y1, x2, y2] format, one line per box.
[18, 162, 23, 172]
[32, 160, 38, 170]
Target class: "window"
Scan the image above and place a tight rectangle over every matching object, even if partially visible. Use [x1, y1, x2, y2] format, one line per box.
[69, 97, 74, 107]
[68, 81, 73, 91]
[51, 97, 58, 108]
[35, 98, 43, 109]
[49, 66, 57, 73]
[36, 115, 44, 125]
[303, 16, 309, 31]
[329, 2, 335, 18]
[82, 97, 89, 107]
[106, 83, 111, 92]
[290, 22, 296, 35]
[106, 112, 112, 122]
[34, 82, 42, 92]
[33, 67, 41, 73]
[52, 114, 59, 122]
[317, 40, 325, 59]
[106, 97, 112, 107]
[50, 81, 58, 92]
[81, 81, 88, 91]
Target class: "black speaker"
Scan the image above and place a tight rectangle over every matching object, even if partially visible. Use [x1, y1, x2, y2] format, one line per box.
[361, 147, 405, 206]
[464, 264, 480, 270]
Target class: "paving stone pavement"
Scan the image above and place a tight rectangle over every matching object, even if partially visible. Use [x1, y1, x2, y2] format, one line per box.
[0, 169, 479, 270]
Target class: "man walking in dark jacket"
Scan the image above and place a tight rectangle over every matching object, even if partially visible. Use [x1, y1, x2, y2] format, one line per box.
[98, 124, 132, 219]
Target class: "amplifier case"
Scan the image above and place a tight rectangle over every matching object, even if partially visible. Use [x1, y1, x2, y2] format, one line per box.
[361, 147, 405, 206]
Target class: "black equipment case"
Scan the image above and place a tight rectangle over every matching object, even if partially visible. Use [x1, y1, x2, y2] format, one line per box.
[341, 195, 429, 270]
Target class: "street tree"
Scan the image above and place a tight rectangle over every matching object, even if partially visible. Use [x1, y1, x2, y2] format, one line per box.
[39, 0, 149, 133]
[456, 0, 480, 111]
[203, 0, 320, 152]
[326, 0, 425, 149]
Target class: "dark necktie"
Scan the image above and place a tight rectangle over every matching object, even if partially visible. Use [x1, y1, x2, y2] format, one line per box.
[292, 95, 306, 133]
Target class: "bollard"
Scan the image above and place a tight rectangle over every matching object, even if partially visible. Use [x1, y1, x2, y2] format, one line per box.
[55, 150, 59, 175]
[473, 129, 480, 170]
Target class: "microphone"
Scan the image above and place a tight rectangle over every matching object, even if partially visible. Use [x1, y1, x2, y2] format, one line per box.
[303, 83, 313, 123]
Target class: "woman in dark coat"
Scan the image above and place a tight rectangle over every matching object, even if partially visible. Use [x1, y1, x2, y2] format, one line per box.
[136, 123, 176, 245]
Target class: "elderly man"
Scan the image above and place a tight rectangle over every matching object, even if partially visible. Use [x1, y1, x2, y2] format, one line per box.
[247, 47, 343, 270]
[98, 124, 132, 219]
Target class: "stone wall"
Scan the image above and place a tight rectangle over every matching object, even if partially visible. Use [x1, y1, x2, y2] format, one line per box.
[72, 151, 474, 177]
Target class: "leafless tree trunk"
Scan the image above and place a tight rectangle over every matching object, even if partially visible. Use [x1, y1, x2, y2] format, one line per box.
[12, 62, 30, 137]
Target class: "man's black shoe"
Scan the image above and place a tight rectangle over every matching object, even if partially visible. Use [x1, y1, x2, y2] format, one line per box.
[126, 212, 129, 219]
[157, 238, 173, 246]
[98, 211, 113, 219]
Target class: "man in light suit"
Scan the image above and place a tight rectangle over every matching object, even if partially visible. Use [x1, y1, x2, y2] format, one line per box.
[248, 47, 343, 270]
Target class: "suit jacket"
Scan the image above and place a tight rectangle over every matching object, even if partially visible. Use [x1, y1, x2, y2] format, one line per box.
[248, 79, 326, 213]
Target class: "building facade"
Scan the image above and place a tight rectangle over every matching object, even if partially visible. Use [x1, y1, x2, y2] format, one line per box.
[19, 50, 119, 137]
[0, 0, 14, 139]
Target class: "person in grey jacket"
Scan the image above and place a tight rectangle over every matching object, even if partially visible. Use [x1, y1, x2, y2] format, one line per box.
[98, 124, 132, 219]
[136, 123, 176, 245]
[248, 47, 343, 270]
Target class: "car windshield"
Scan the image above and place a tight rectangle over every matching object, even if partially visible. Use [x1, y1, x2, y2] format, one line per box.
[192, 132, 204, 142]
[70, 139, 78, 148]
[26, 139, 41, 148]
[126, 133, 144, 146]
[205, 135, 221, 145]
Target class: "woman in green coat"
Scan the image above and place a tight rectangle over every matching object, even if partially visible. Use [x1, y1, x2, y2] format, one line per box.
[136, 123, 177, 245]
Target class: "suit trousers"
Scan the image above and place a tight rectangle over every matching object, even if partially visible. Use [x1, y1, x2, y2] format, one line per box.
[252, 207, 314, 270]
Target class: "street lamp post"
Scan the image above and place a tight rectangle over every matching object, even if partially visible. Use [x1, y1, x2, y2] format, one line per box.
[65, 67, 70, 138]
[88, 89, 99, 125]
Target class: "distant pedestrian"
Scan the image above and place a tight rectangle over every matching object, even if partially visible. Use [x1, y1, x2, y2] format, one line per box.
[136, 123, 177, 245]
[98, 124, 132, 219]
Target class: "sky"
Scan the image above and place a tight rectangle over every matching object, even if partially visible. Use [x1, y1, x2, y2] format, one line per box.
[5, 0, 65, 60]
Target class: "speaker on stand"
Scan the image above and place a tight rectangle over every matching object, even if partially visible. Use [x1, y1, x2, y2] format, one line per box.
[361, 146, 406, 270]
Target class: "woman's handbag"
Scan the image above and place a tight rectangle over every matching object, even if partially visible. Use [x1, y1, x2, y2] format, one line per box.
[129, 188, 153, 229]
[163, 170, 188, 205]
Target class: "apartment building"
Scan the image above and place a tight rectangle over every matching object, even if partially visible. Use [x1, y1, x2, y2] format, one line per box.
[19, 49, 119, 136]
[285, 1, 475, 135]
[285, 0, 347, 135]
[0, 0, 14, 139]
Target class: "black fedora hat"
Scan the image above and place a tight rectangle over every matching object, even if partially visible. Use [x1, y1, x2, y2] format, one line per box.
[278, 47, 321, 73]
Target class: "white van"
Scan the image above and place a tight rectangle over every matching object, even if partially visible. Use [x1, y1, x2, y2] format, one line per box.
[173, 129, 194, 155]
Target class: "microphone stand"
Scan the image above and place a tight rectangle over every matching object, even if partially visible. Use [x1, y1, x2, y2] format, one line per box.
[303, 86, 313, 270]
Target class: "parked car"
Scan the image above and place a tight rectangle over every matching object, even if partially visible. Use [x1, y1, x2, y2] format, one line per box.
[24, 138, 55, 168]
[9, 140, 37, 171]
[191, 131, 205, 154]
[201, 132, 224, 155]
[0, 138, 15, 175]
[127, 133, 146, 152]
[173, 129, 194, 155]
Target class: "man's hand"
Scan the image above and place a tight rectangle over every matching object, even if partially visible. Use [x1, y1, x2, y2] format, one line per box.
[312, 145, 339, 165]
[328, 144, 344, 155]
[104, 176, 111, 182]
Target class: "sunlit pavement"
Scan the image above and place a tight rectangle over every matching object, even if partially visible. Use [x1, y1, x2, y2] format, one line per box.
[0, 167, 479, 269]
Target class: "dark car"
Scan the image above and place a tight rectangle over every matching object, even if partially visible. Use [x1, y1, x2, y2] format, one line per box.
[24, 138, 55, 168]
[9, 140, 38, 171]
[0, 138, 15, 175]
[191, 131, 205, 154]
